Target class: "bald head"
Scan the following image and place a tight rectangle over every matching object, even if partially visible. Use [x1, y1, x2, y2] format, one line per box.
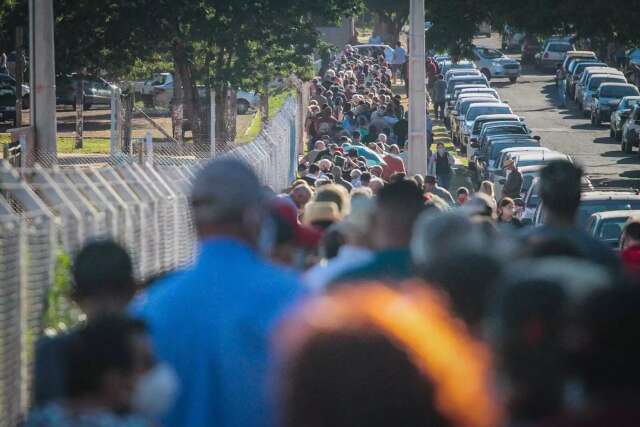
[191, 158, 265, 240]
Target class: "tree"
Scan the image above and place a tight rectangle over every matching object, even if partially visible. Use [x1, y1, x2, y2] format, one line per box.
[426, 0, 489, 59]
[364, 0, 409, 43]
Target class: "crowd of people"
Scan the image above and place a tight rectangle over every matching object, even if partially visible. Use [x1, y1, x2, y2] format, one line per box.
[23, 46, 640, 427]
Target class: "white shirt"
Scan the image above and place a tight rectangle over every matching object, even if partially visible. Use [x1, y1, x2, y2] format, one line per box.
[384, 46, 394, 64]
[303, 245, 373, 292]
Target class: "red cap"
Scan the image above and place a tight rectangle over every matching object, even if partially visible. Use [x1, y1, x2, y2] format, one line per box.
[271, 198, 322, 248]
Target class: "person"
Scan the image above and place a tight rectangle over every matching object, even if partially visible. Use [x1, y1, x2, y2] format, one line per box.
[274, 285, 502, 427]
[303, 201, 342, 231]
[303, 195, 374, 292]
[394, 112, 409, 148]
[426, 110, 434, 150]
[428, 142, 455, 190]
[424, 175, 455, 206]
[619, 218, 640, 280]
[522, 160, 619, 275]
[497, 197, 523, 228]
[384, 44, 394, 65]
[392, 41, 407, 83]
[288, 184, 313, 214]
[479, 180, 496, 200]
[26, 316, 176, 427]
[331, 165, 353, 192]
[381, 144, 406, 180]
[34, 240, 137, 407]
[502, 159, 523, 199]
[0, 52, 8, 75]
[301, 163, 320, 186]
[315, 106, 338, 139]
[432, 74, 447, 120]
[456, 187, 470, 205]
[132, 158, 302, 427]
[330, 180, 425, 286]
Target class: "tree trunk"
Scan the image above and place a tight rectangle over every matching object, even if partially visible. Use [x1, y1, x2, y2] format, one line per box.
[173, 41, 204, 152]
[261, 82, 269, 126]
[214, 83, 237, 151]
[171, 56, 184, 144]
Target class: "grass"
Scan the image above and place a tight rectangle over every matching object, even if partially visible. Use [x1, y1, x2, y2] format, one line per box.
[1, 136, 111, 154]
[237, 89, 295, 144]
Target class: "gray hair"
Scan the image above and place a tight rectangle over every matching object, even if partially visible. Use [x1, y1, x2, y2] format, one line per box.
[191, 158, 264, 226]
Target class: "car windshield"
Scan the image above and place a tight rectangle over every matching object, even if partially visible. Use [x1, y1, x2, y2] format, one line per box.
[490, 143, 532, 160]
[595, 218, 628, 243]
[622, 99, 640, 109]
[461, 100, 496, 114]
[448, 79, 486, 94]
[601, 86, 640, 98]
[577, 200, 640, 228]
[486, 126, 527, 136]
[549, 43, 571, 52]
[527, 183, 540, 208]
[467, 106, 511, 121]
[517, 157, 563, 167]
[589, 76, 625, 90]
[522, 175, 536, 193]
[476, 48, 503, 59]
[474, 118, 517, 133]
[574, 63, 604, 75]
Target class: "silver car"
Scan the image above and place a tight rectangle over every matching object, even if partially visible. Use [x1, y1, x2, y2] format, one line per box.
[472, 47, 521, 82]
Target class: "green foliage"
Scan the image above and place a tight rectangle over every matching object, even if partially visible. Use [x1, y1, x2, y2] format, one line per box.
[364, 0, 409, 42]
[427, 0, 489, 59]
[43, 250, 83, 336]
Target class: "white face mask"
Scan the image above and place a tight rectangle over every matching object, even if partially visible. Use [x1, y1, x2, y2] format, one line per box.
[131, 363, 179, 418]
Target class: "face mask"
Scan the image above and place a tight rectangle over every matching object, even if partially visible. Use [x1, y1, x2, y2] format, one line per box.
[131, 363, 179, 418]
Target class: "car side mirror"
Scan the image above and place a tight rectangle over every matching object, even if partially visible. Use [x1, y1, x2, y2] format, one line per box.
[533, 135, 541, 141]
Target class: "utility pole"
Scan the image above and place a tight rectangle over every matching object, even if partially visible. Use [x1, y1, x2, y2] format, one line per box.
[15, 27, 24, 127]
[29, 0, 57, 166]
[407, 0, 427, 175]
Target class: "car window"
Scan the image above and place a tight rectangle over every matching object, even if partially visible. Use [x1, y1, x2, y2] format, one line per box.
[589, 76, 626, 90]
[467, 106, 512, 121]
[486, 126, 527, 136]
[577, 200, 640, 228]
[527, 182, 540, 208]
[476, 48, 504, 59]
[596, 218, 627, 242]
[600, 86, 640, 98]
[549, 43, 571, 53]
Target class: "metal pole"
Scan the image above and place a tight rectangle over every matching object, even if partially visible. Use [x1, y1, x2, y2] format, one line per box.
[210, 88, 216, 158]
[110, 87, 121, 154]
[29, 0, 57, 166]
[15, 27, 24, 127]
[407, 0, 427, 175]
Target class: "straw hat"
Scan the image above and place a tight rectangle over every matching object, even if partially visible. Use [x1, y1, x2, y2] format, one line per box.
[303, 202, 342, 225]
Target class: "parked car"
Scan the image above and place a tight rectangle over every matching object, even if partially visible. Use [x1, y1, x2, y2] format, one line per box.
[476, 22, 492, 38]
[536, 40, 575, 70]
[501, 30, 526, 52]
[0, 80, 18, 126]
[56, 75, 116, 110]
[153, 81, 259, 114]
[445, 74, 488, 102]
[586, 210, 640, 248]
[465, 114, 522, 158]
[591, 83, 640, 125]
[523, 176, 594, 225]
[472, 46, 521, 82]
[580, 73, 627, 117]
[460, 103, 513, 151]
[474, 137, 541, 182]
[0, 74, 29, 110]
[352, 44, 392, 59]
[626, 48, 640, 68]
[575, 67, 623, 106]
[450, 97, 501, 143]
[561, 51, 597, 73]
[439, 60, 477, 76]
[621, 103, 640, 153]
[566, 61, 606, 97]
[533, 191, 640, 228]
[444, 68, 482, 82]
[610, 96, 640, 140]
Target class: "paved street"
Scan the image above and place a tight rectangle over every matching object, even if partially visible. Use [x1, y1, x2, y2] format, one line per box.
[476, 34, 640, 189]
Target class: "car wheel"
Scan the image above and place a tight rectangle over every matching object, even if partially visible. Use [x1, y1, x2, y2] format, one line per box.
[237, 99, 250, 115]
[509, 76, 518, 83]
[481, 69, 491, 81]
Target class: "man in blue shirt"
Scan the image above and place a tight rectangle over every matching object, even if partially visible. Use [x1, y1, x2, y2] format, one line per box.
[132, 158, 302, 427]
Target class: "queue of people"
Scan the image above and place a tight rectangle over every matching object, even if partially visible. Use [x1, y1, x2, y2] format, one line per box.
[22, 46, 640, 427]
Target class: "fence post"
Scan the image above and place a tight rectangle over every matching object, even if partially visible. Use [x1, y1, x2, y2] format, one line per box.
[15, 27, 24, 128]
[110, 87, 121, 154]
[214, 87, 216, 159]
[75, 80, 84, 149]
[145, 131, 153, 167]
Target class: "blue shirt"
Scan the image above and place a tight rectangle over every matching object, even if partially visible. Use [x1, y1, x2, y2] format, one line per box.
[132, 238, 302, 427]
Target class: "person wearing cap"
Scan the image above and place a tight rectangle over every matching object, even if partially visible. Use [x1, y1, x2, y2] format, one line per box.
[502, 159, 523, 200]
[304, 201, 342, 231]
[132, 158, 301, 427]
[303, 195, 374, 292]
[261, 198, 322, 268]
[424, 175, 455, 206]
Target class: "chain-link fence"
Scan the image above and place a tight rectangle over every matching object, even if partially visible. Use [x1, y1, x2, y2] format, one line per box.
[0, 92, 301, 426]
